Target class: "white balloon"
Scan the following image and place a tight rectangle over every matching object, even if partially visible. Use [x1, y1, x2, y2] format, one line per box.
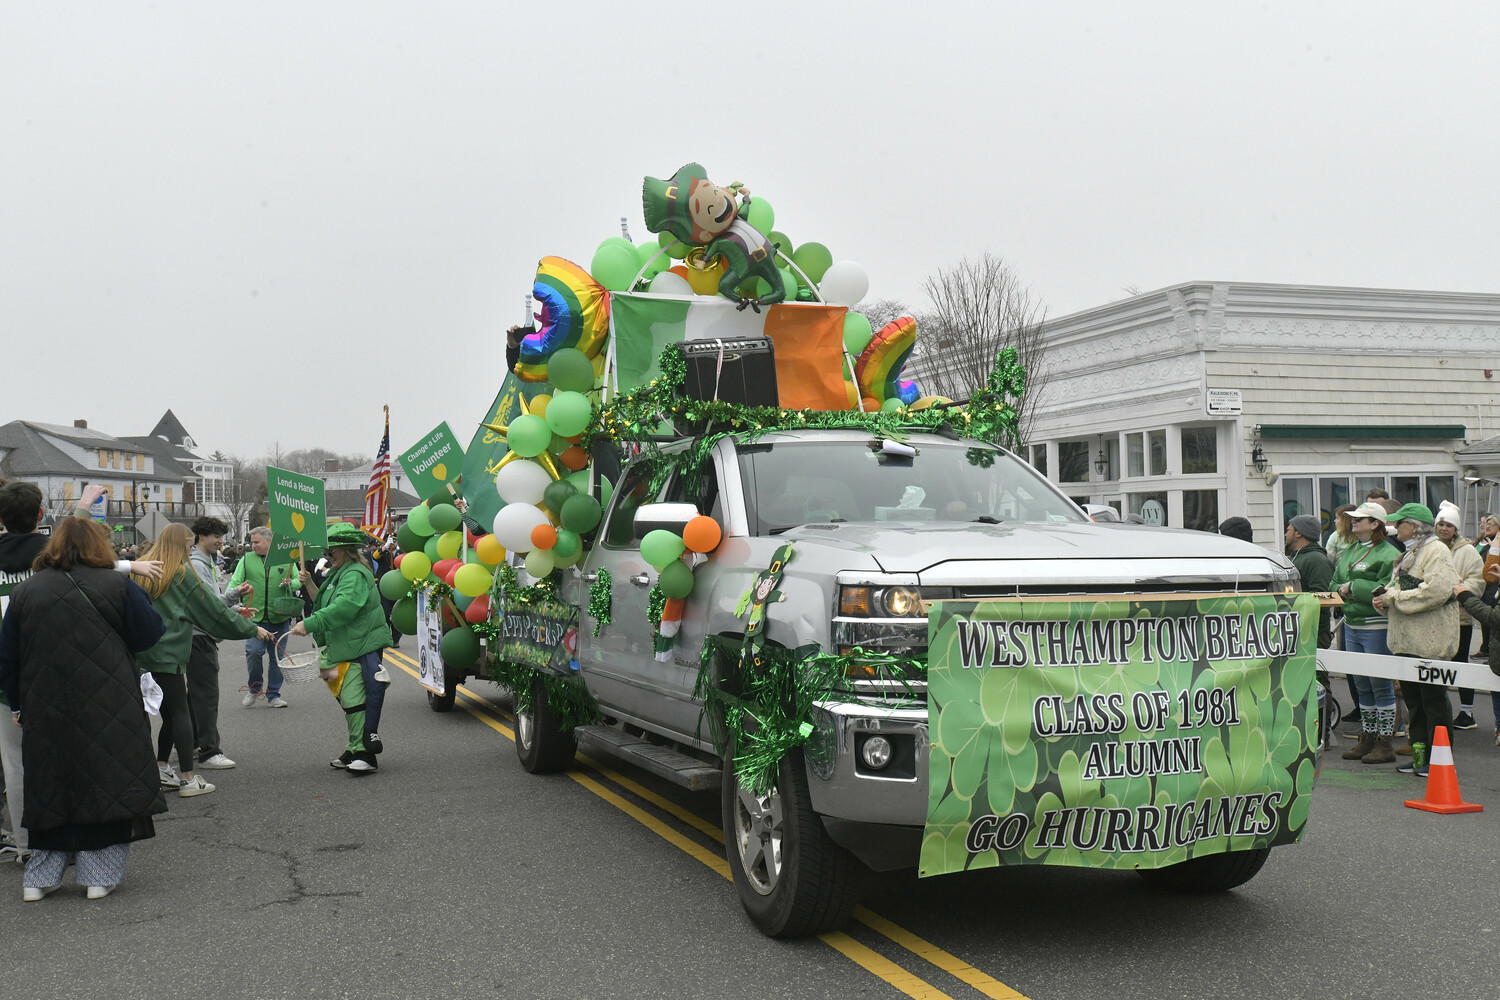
[818, 261, 869, 306]
[491, 503, 551, 553]
[494, 459, 551, 505]
[647, 270, 692, 295]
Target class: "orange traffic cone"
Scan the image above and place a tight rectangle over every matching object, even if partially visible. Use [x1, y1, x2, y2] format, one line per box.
[1404, 726, 1483, 814]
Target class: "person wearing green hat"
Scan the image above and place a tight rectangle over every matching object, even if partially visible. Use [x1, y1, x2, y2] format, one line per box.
[1372, 502, 1459, 777]
[290, 523, 392, 773]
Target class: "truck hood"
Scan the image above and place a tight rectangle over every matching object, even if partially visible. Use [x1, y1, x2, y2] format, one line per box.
[779, 520, 1286, 575]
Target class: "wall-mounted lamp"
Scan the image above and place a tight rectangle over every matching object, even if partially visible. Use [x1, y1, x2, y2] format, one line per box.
[1251, 444, 1267, 476]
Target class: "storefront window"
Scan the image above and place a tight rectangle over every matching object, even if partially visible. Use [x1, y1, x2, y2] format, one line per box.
[1355, 476, 1386, 501]
[1148, 430, 1167, 476]
[1181, 427, 1217, 474]
[1320, 477, 1351, 537]
[1426, 476, 1455, 515]
[1392, 476, 1421, 505]
[1102, 438, 1119, 480]
[1126, 433, 1144, 478]
[1058, 441, 1089, 483]
[1029, 444, 1047, 477]
[1183, 490, 1219, 532]
[1129, 491, 1169, 526]
[1282, 477, 1314, 525]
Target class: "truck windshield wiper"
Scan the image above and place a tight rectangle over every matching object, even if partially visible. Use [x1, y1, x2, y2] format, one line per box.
[972, 515, 1003, 524]
[769, 524, 801, 535]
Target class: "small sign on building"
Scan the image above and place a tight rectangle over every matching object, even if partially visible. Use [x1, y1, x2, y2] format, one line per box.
[1206, 388, 1242, 416]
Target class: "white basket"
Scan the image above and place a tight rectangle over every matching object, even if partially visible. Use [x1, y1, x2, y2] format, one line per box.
[277, 649, 324, 684]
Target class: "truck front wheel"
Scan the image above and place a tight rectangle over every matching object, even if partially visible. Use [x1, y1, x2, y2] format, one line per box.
[514, 677, 577, 774]
[1137, 848, 1271, 893]
[721, 745, 857, 937]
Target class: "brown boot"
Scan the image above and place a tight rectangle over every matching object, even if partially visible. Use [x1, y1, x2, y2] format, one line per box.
[1342, 733, 1376, 760]
[1395, 743, 1413, 757]
[1362, 734, 1396, 764]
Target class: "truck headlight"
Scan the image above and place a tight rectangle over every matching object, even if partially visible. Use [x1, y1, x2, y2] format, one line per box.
[883, 586, 923, 617]
[838, 585, 946, 618]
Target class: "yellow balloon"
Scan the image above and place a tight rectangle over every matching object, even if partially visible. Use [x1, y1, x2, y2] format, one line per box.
[844, 381, 859, 409]
[529, 393, 552, 418]
[475, 534, 506, 566]
[909, 395, 953, 411]
[435, 530, 463, 560]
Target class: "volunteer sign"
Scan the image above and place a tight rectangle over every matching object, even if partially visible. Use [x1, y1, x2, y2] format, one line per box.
[265, 467, 327, 565]
[920, 594, 1320, 878]
[400, 421, 464, 502]
[495, 593, 578, 675]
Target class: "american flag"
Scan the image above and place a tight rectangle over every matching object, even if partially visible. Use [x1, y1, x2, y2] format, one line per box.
[363, 407, 391, 540]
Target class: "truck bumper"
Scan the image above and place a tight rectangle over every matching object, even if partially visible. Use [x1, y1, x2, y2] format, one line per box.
[803, 700, 930, 828]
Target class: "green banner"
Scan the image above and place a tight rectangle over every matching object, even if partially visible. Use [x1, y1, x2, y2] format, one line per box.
[266, 467, 327, 551]
[494, 592, 579, 676]
[264, 532, 322, 570]
[920, 593, 1319, 878]
[399, 421, 464, 502]
[461, 373, 551, 532]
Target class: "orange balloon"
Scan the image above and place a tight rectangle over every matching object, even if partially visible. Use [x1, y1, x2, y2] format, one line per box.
[682, 515, 722, 553]
[530, 524, 558, 550]
[860, 396, 880, 413]
[559, 446, 589, 471]
[668, 265, 690, 279]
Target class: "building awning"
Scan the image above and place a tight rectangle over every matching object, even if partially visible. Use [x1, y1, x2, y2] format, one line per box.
[1259, 424, 1466, 441]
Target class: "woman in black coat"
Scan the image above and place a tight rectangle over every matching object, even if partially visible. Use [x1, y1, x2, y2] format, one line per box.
[0, 519, 165, 901]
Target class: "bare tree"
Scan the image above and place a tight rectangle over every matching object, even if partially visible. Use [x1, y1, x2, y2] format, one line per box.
[855, 298, 913, 336]
[909, 253, 1049, 444]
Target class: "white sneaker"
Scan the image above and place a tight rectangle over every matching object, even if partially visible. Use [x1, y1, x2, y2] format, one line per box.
[347, 758, 377, 774]
[178, 775, 216, 797]
[22, 883, 61, 902]
[241, 691, 257, 707]
[197, 753, 236, 769]
[158, 765, 183, 788]
[86, 885, 115, 899]
[266, 696, 289, 708]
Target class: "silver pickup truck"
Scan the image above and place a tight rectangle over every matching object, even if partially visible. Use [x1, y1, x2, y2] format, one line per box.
[509, 428, 1302, 937]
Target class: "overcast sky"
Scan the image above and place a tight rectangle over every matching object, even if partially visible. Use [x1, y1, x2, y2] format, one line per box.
[4, 2, 1496, 463]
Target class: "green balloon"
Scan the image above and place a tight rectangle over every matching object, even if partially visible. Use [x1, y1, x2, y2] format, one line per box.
[391, 597, 418, 635]
[767, 230, 793, 262]
[596, 236, 636, 257]
[440, 625, 481, 669]
[543, 480, 578, 514]
[881, 397, 904, 413]
[792, 241, 833, 284]
[549, 431, 572, 454]
[560, 493, 602, 533]
[566, 470, 592, 495]
[659, 230, 688, 259]
[546, 348, 596, 394]
[545, 390, 592, 437]
[507, 414, 551, 458]
[843, 312, 874, 356]
[428, 503, 461, 533]
[743, 196, 775, 235]
[658, 560, 695, 599]
[591, 243, 638, 292]
[778, 268, 797, 301]
[636, 241, 669, 279]
[378, 569, 410, 601]
[397, 523, 424, 554]
[552, 528, 581, 561]
[406, 504, 433, 536]
[598, 475, 614, 509]
[524, 547, 555, 579]
[640, 529, 685, 569]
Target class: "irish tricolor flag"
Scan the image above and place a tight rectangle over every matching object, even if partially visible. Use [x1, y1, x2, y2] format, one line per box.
[609, 293, 850, 411]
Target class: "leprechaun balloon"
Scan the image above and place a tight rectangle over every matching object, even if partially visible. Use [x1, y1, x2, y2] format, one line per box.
[641, 163, 786, 306]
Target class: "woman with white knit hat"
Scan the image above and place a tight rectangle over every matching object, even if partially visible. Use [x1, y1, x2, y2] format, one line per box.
[1435, 501, 1485, 729]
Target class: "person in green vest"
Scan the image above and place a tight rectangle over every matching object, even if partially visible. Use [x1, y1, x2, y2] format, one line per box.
[290, 523, 392, 774]
[134, 524, 271, 797]
[227, 526, 301, 709]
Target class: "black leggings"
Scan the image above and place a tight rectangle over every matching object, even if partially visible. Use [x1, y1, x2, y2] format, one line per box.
[154, 671, 196, 773]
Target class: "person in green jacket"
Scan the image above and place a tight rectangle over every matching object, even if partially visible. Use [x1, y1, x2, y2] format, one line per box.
[135, 524, 270, 797]
[227, 527, 302, 708]
[290, 523, 392, 774]
[1329, 501, 1401, 763]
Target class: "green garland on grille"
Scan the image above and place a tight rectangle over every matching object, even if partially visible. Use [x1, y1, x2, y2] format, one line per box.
[485, 657, 599, 735]
[588, 569, 612, 636]
[693, 636, 925, 795]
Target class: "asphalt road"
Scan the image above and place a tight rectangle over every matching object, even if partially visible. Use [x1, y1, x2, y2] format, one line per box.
[6, 640, 1500, 1000]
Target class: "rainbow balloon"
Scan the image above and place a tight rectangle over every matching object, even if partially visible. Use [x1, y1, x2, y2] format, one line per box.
[515, 256, 610, 382]
[855, 316, 917, 403]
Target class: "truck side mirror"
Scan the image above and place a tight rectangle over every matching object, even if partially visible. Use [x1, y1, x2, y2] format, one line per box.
[633, 502, 699, 540]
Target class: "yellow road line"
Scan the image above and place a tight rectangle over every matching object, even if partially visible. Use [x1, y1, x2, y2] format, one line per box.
[386, 650, 1001, 1000]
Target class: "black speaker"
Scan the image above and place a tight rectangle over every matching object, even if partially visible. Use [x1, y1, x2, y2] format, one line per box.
[676, 337, 779, 407]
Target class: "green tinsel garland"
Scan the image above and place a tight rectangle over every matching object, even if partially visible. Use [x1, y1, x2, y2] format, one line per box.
[485, 657, 599, 735]
[496, 563, 559, 606]
[588, 569, 612, 636]
[421, 580, 454, 611]
[647, 583, 667, 643]
[693, 637, 925, 795]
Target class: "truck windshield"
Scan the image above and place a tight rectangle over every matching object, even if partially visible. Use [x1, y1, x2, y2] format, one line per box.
[738, 440, 1085, 535]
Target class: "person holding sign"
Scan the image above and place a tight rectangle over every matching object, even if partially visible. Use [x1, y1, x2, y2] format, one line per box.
[134, 525, 273, 797]
[228, 527, 301, 709]
[290, 523, 392, 774]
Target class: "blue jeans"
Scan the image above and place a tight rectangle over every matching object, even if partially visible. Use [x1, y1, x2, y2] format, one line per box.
[1343, 624, 1396, 710]
[360, 651, 387, 734]
[246, 619, 291, 698]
